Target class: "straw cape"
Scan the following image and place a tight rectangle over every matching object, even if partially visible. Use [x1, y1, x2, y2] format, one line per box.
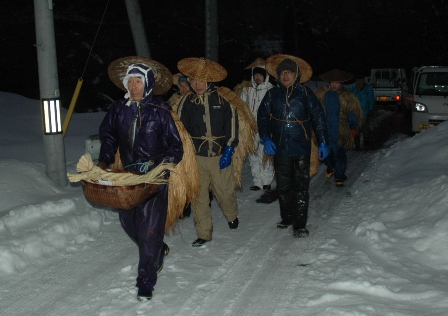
[319, 68, 354, 83]
[217, 87, 257, 189]
[314, 85, 364, 149]
[108, 56, 173, 95]
[266, 54, 312, 83]
[177, 57, 227, 82]
[232, 80, 252, 98]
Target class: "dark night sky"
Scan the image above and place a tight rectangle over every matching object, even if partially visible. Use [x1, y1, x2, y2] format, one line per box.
[1, 0, 447, 112]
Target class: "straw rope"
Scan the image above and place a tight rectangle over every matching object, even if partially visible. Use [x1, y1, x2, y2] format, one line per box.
[67, 154, 173, 186]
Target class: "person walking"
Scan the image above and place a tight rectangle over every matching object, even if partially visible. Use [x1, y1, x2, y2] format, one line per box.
[176, 57, 240, 247]
[257, 54, 329, 238]
[238, 58, 275, 192]
[97, 57, 183, 301]
[315, 68, 364, 187]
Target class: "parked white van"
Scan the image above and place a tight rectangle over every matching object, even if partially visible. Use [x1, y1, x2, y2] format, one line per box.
[408, 66, 448, 133]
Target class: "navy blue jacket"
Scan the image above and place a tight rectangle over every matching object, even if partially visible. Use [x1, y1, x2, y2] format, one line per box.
[99, 96, 183, 173]
[257, 81, 328, 156]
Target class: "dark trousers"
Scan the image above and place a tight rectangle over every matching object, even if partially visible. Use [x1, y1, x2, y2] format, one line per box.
[119, 184, 168, 292]
[325, 146, 347, 181]
[274, 155, 310, 229]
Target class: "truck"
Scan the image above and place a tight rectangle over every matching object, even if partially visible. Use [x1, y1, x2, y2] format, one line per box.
[368, 68, 407, 106]
[405, 66, 448, 133]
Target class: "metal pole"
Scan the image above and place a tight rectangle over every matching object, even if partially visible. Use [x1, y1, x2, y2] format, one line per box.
[124, 0, 151, 57]
[34, 0, 67, 187]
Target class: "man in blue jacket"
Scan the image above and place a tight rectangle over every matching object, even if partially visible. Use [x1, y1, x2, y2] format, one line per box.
[98, 58, 183, 301]
[315, 69, 364, 187]
[257, 54, 329, 238]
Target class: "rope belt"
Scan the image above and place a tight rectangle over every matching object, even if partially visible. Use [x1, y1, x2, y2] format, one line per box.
[270, 114, 311, 140]
[191, 135, 225, 154]
[124, 160, 155, 174]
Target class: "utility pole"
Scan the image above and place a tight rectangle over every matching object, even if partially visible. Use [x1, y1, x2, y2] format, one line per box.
[34, 0, 67, 187]
[125, 0, 151, 57]
[205, 0, 218, 62]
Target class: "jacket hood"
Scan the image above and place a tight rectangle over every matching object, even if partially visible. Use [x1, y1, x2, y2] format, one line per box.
[122, 63, 156, 102]
[251, 65, 271, 88]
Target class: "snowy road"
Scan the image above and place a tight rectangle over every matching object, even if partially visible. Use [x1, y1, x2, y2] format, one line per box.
[1, 150, 377, 316]
[3, 94, 447, 316]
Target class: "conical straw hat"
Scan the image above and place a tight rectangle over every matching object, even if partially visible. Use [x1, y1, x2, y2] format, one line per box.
[318, 68, 354, 82]
[244, 58, 266, 69]
[108, 56, 173, 95]
[266, 54, 312, 83]
[177, 57, 227, 82]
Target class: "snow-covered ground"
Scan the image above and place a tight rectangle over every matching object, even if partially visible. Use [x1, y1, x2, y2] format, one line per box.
[0, 91, 447, 316]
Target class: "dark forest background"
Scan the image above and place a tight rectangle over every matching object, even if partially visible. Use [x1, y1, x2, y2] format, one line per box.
[1, 0, 447, 112]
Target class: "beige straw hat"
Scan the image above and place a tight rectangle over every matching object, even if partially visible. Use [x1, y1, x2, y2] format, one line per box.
[244, 58, 266, 69]
[108, 56, 173, 95]
[318, 68, 354, 82]
[177, 57, 227, 82]
[266, 54, 312, 83]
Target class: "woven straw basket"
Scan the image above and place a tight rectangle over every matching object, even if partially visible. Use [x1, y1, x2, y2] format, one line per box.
[81, 170, 158, 210]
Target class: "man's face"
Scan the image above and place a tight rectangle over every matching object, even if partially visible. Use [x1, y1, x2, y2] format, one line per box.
[190, 79, 207, 95]
[254, 73, 264, 85]
[127, 77, 145, 102]
[279, 70, 297, 87]
[330, 81, 342, 92]
[179, 81, 190, 94]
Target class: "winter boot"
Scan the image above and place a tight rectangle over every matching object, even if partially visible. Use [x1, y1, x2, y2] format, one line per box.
[256, 189, 279, 204]
[228, 217, 239, 229]
[293, 228, 309, 238]
[192, 238, 208, 247]
[137, 288, 153, 301]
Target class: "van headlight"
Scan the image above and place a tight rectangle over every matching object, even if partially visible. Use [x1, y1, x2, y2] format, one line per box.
[413, 102, 427, 112]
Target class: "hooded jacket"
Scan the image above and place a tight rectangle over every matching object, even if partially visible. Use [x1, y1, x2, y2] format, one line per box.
[257, 80, 328, 157]
[99, 67, 183, 173]
[239, 67, 273, 122]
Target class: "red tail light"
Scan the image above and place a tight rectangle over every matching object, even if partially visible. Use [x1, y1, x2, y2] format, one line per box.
[395, 95, 401, 101]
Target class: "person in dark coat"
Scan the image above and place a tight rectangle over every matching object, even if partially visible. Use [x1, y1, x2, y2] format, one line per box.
[257, 54, 329, 238]
[98, 59, 183, 301]
[314, 69, 364, 187]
